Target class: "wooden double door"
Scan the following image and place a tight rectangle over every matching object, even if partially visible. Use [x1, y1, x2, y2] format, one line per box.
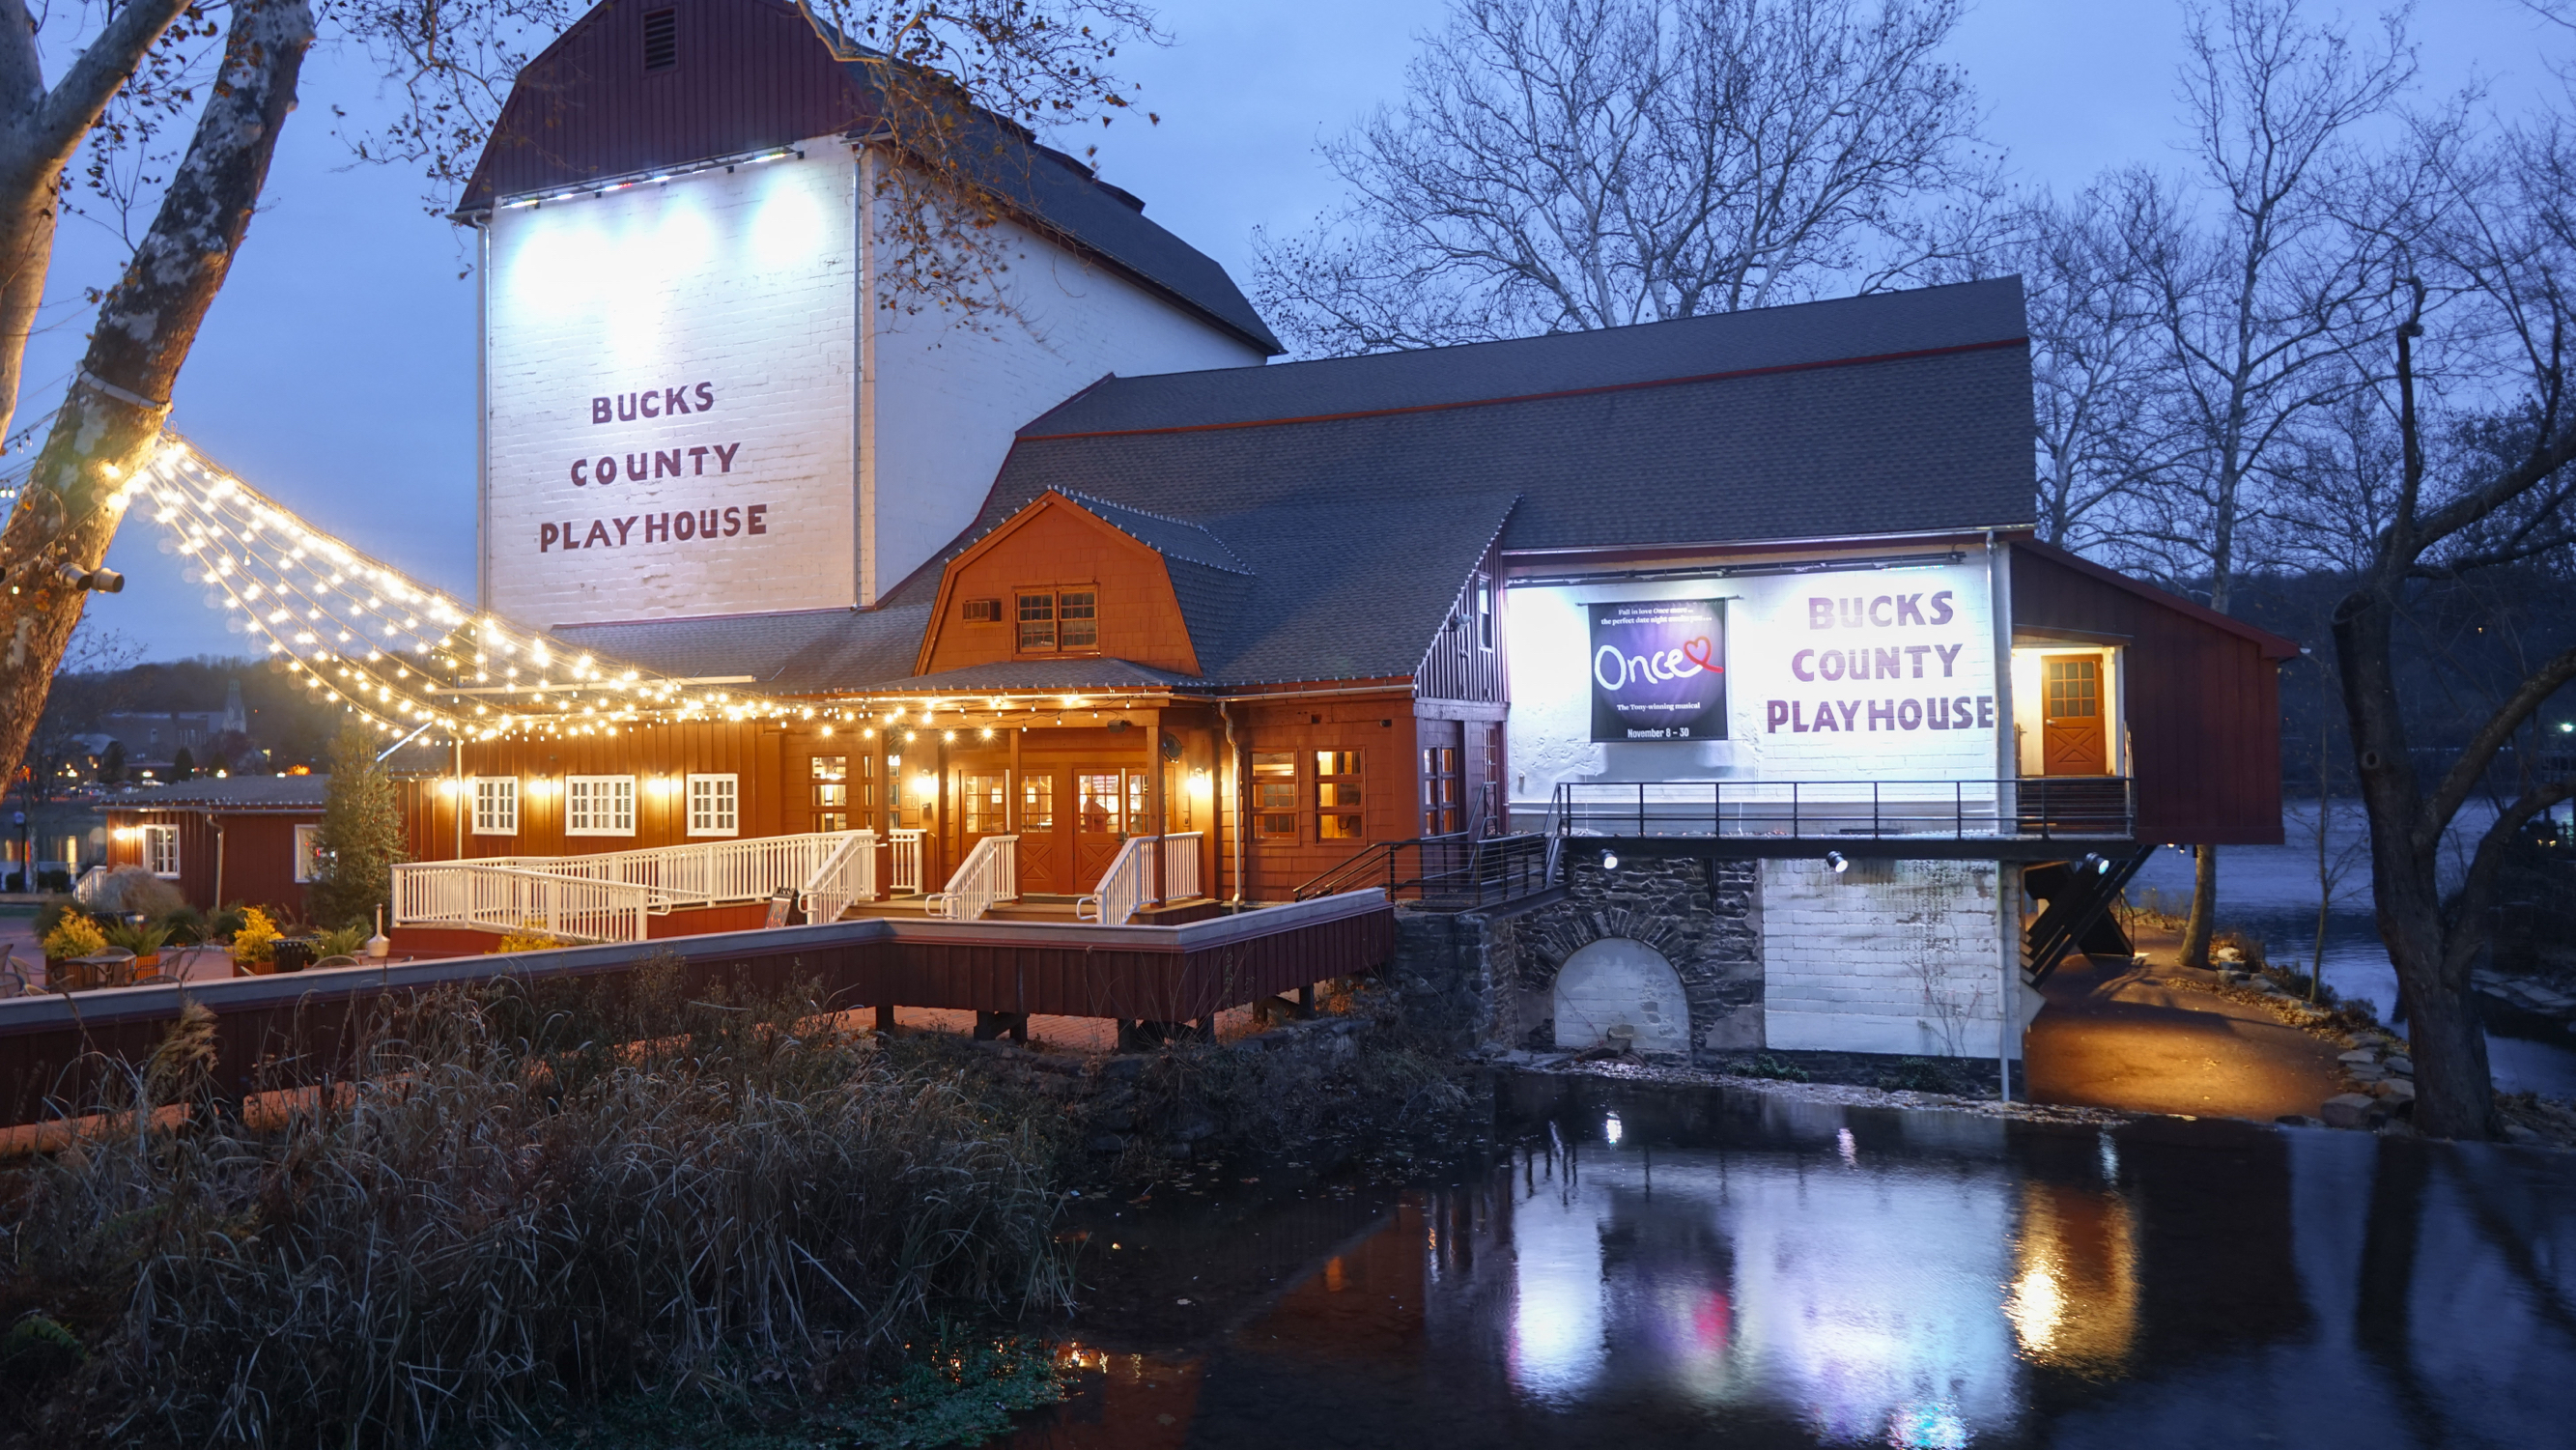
[948, 757, 1155, 896]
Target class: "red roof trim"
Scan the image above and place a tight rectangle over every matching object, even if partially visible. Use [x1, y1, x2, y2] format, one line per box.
[2015, 537, 2301, 659]
[1018, 334, 2031, 442]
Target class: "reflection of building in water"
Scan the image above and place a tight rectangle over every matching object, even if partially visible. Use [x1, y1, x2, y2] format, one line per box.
[1470, 1123, 2029, 1443]
[2004, 1175, 2140, 1373]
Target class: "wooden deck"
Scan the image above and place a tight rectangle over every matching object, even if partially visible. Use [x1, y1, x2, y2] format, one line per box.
[0, 893, 1393, 1130]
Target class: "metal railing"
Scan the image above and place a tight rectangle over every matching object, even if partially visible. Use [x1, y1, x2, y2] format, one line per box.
[889, 830, 925, 895]
[926, 835, 1018, 922]
[1294, 833, 1552, 911]
[797, 829, 878, 924]
[1075, 833, 1205, 925]
[396, 831, 866, 915]
[1547, 777, 2134, 841]
[70, 865, 108, 905]
[390, 863, 653, 944]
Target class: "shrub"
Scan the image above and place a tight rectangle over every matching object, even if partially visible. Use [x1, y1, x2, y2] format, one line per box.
[1, 964, 1070, 1446]
[90, 866, 185, 921]
[228, 905, 280, 965]
[99, 921, 172, 957]
[495, 924, 568, 952]
[311, 924, 370, 960]
[40, 915, 105, 960]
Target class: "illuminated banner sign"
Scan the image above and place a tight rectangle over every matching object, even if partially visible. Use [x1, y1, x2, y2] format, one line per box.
[1589, 599, 1726, 741]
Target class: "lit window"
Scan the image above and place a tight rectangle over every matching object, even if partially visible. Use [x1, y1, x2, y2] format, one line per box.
[566, 776, 637, 836]
[1017, 588, 1099, 653]
[963, 774, 1007, 834]
[687, 774, 739, 837]
[1252, 752, 1297, 839]
[1022, 774, 1055, 829]
[1421, 747, 1461, 836]
[471, 776, 519, 836]
[1316, 751, 1365, 840]
[1477, 573, 1495, 650]
[143, 823, 180, 878]
[294, 823, 324, 883]
[811, 754, 852, 831]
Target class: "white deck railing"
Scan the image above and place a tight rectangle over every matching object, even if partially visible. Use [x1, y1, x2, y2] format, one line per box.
[71, 865, 108, 905]
[391, 863, 653, 944]
[924, 835, 1017, 921]
[1075, 832, 1203, 925]
[402, 831, 864, 915]
[798, 830, 877, 924]
[889, 829, 925, 895]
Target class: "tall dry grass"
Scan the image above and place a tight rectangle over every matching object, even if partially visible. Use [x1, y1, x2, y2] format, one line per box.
[0, 959, 1071, 1447]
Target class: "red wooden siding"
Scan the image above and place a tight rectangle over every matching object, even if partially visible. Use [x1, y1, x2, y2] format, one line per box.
[99, 809, 315, 921]
[419, 720, 789, 860]
[2011, 540, 2293, 844]
[463, 0, 873, 207]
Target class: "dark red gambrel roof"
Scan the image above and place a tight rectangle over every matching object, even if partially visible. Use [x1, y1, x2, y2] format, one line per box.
[459, 0, 1280, 353]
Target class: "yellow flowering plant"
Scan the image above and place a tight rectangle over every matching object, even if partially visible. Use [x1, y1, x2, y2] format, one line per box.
[42, 914, 106, 960]
[230, 906, 281, 965]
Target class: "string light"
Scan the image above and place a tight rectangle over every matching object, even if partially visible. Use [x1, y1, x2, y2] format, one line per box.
[136, 434, 797, 744]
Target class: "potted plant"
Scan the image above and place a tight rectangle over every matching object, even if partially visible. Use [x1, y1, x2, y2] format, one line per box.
[101, 920, 173, 974]
[42, 915, 106, 990]
[229, 906, 281, 976]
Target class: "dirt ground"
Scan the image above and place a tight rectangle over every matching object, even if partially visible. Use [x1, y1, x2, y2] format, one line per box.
[2022, 922, 2349, 1123]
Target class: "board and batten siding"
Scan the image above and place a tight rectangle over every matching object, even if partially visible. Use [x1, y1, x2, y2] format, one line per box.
[2009, 540, 2294, 845]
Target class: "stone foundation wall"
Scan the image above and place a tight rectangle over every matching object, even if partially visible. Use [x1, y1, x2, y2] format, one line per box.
[1761, 858, 2027, 1058]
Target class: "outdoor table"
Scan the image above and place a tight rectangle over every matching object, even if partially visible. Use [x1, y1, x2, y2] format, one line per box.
[58, 949, 138, 992]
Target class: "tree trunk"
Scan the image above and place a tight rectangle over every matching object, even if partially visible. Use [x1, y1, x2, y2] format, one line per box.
[2335, 584, 2499, 1139]
[2179, 844, 2219, 968]
[0, 0, 314, 786]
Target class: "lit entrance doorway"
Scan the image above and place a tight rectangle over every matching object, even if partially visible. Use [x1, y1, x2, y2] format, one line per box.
[2041, 653, 2108, 776]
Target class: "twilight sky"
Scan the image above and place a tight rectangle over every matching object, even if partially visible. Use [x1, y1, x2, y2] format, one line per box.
[35, 0, 2564, 664]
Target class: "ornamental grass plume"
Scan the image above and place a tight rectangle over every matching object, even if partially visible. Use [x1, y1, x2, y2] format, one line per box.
[0, 956, 1071, 1447]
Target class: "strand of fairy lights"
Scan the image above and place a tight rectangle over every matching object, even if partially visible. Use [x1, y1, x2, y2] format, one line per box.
[137, 436, 807, 743]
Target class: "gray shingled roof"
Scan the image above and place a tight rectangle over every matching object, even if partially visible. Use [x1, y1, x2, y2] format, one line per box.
[553, 605, 931, 697]
[553, 280, 2033, 695]
[98, 776, 329, 812]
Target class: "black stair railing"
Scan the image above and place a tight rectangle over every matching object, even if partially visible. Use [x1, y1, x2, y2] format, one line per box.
[1293, 834, 1552, 910]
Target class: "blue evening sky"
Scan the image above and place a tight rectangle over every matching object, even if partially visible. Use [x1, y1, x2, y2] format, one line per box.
[34, 0, 2562, 664]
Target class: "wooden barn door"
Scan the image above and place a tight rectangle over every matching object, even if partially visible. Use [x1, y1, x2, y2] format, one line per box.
[1073, 769, 1146, 890]
[2042, 655, 2108, 776]
[1016, 770, 1066, 895]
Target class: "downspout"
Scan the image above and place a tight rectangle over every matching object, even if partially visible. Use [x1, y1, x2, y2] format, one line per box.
[212, 818, 226, 912]
[1219, 700, 1243, 905]
[1986, 528, 2018, 1102]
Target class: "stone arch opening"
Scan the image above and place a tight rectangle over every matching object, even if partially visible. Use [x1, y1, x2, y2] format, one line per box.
[1553, 937, 1690, 1055]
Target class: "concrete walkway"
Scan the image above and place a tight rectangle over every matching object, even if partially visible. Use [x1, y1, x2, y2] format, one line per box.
[2023, 929, 2346, 1122]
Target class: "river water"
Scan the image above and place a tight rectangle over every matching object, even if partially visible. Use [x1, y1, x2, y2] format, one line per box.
[2126, 799, 2576, 1096]
[1011, 1075, 2576, 1450]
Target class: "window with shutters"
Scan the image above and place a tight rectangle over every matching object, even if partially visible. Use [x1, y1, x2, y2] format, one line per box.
[567, 776, 637, 836]
[686, 774, 739, 837]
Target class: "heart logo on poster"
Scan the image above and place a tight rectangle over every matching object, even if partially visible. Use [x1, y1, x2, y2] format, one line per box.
[1681, 637, 1720, 672]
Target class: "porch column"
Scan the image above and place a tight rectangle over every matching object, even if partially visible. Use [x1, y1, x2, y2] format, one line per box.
[1146, 708, 1166, 903]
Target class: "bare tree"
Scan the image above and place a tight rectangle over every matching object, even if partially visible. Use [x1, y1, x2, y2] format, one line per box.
[2320, 83, 2576, 1136]
[0, 0, 1162, 804]
[1251, 0, 1996, 356]
[2118, 0, 2417, 969]
[1997, 185, 2169, 551]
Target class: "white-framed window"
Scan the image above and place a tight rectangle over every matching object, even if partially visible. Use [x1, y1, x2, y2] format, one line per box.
[293, 824, 324, 883]
[142, 823, 180, 878]
[566, 775, 637, 836]
[686, 774, 740, 837]
[471, 776, 520, 835]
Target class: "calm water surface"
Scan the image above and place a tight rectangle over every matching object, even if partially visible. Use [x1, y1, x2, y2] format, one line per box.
[1012, 1076, 2576, 1449]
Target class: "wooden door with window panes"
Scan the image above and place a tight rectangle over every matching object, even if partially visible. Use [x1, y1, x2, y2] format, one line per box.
[1421, 746, 1461, 836]
[2041, 655, 2109, 776]
[1073, 770, 1147, 889]
[955, 770, 1011, 865]
[1017, 773, 1063, 893]
[806, 753, 871, 833]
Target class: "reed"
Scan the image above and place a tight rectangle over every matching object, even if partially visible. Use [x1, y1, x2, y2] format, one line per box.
[0, 958, 1071, 1447]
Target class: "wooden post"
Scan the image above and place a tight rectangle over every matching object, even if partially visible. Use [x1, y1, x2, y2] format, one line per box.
[1146, 708, 1166, 904]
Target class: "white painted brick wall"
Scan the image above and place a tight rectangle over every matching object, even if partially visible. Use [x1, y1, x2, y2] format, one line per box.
[485, 147, 860, 627]
[1761, 858, 2032, 1058]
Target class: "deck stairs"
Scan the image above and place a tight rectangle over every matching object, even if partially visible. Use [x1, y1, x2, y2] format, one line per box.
[2022, 846, 2157, 986]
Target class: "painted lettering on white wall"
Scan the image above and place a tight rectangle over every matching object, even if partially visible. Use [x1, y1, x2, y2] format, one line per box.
[539, 505, 770, 554]
[1766, 590, 1988, 735]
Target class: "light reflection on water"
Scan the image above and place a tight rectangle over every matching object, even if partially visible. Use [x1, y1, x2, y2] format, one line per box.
[1017, 1078, 2576, 1450]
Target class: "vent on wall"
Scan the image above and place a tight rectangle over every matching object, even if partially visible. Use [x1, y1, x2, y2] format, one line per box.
[643, 8, 678, 71]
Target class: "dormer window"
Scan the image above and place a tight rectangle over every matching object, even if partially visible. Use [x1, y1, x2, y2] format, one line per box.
[1017, 588, 1098, 653]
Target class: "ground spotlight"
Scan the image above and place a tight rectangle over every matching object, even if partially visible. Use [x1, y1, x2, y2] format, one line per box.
[1825, 850, 1849, 874]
